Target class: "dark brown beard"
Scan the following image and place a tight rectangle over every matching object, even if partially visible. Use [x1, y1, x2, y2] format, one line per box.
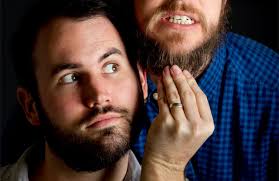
[34, 95, 145, 172]
[137, 2, 230, 78]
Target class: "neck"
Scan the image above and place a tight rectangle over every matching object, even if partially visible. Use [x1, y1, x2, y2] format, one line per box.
[30, 143, 129, 181]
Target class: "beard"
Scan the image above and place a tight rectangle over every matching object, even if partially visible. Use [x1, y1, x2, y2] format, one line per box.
[34, 93, 145, 172]
[137, 1, 230, 78]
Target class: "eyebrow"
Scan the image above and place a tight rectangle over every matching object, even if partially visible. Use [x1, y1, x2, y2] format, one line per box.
[99, 47, 122, 63]
[51, 63, 82, 77]
[51, 47, 123, 77]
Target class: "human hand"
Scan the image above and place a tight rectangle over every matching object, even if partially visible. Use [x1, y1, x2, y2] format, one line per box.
[143, 65, 214, 173]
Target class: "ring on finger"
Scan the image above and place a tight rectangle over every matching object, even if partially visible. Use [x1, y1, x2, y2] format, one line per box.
[169, 102, 183, 108]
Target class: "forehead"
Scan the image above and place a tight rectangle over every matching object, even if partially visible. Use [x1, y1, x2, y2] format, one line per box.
[33, 16, 126, 66]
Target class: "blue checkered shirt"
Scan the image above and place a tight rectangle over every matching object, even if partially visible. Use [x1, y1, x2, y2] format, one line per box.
[132, 32, 279, 181]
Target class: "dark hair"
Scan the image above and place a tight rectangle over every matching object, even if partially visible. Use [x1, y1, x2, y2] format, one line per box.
[11, 0, 137, 97]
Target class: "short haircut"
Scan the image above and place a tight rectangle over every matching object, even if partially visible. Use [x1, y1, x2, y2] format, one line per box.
[11, 0, 137, 97]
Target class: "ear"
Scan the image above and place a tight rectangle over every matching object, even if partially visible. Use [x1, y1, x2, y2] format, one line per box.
[224, 0, 228, 5]
[17, 87, 41, 126]
[137, 63, 148, 99]
[222, 0, 228, 10]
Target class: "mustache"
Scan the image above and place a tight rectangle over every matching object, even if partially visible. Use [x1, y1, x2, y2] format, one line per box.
[160, 1, 199, 13]
[81, 105, 129, 125]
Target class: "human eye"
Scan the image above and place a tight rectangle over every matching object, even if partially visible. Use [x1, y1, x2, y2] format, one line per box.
[103, 63, 119, 74]
[59, 73, 79, 84]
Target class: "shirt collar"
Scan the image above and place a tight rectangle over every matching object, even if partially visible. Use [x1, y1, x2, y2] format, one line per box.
[7, 146, 141, 181]
[123, 151, 141, 181]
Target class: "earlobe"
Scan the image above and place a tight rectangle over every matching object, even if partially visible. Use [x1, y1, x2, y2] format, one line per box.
[17, 87, 41, 126]
[137, 63, 148, 100]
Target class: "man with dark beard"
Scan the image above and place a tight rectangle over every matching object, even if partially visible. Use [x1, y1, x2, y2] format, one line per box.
[0, 0, 215, 180]
[131, 0, 279, 181]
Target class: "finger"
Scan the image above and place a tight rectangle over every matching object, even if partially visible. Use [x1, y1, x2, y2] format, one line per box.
[157, 78, 177, 127]
[157, 78, 169, 115]
[183, 70, 212, 121]
[162, 66, 180, 104]
[162, 66, 187, 123]
[170, 65, 200, 122]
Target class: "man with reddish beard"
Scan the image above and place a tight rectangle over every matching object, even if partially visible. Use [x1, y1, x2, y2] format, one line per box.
[0, 0, 215, 180]
[131, 0, 279, 181]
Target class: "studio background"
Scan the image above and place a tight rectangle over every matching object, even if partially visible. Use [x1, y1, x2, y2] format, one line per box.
[0, 0, 278, 165]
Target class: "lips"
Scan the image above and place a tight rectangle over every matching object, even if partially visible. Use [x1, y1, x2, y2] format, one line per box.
[160, 12, 200, 26]
[85, 113, 122, 129]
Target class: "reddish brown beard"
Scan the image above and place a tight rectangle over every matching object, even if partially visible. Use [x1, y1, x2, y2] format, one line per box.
[137, 2, 230, 78]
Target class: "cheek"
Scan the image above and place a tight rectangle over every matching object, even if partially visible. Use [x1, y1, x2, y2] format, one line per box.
[39, 88, 83, 125]
[114, 78, 140, 110]
[50, 94, 77, 111]
[203, 2, 223, 24]
[135, 1, 158, 29]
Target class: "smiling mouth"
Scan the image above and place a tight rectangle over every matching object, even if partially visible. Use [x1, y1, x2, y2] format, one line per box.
[165, 15, 194, 25]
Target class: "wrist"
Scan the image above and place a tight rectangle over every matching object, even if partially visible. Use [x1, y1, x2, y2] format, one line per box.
[143, 146, 190, 171]
[141, 156, 185, 181]
[141, 149, 187, 181]
[142, 152, 186, 172]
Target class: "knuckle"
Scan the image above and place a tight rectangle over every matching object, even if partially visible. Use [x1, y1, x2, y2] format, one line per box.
[168, 91, 180, 100]
[190, 122, 199, 135]
[181, 89, 194, 99]
[208, 122, 215, 134]
[175, 75, 185, 84]
[158, 97, 166, 104]
[164, 79, 174, 87]
[175, 122, 188, 136]
[162, 115, 173, 126]
[193, 120, 209, 136]
[195, 90, 206, 98]
[200, 120, 215, 136]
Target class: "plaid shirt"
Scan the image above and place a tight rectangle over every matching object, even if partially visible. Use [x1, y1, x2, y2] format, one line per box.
[132, 32, 279, 181]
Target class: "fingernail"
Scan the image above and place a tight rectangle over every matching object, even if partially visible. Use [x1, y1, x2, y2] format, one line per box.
[163, 66, 170, 76]
[170, 65, 182, 76]
[183, 70, 192, 79]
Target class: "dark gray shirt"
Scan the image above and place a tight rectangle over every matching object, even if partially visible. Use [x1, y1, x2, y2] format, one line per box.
[0, 146, 141, 181]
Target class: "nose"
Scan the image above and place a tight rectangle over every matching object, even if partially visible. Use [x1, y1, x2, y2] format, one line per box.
[82, 77, 112, 108]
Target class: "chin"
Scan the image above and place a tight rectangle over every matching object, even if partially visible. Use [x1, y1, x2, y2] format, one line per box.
[163, 41, 202, 55]
[156, 34, 205, 54]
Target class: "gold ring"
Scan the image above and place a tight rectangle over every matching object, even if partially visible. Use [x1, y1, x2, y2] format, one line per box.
[169, 102, 183, 108]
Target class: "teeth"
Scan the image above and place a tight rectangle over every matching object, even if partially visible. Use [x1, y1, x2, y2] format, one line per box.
[168, 15, 193, 25]
[174, 15, 180, 20]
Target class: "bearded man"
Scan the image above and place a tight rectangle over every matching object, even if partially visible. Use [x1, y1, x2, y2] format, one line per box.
[131, 0, 279, 181]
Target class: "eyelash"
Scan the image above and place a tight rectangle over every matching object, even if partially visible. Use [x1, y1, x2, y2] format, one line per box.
[59, 72, 79, 85]
[58, 63, 120, 85]
[103, 63, 120, 74]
